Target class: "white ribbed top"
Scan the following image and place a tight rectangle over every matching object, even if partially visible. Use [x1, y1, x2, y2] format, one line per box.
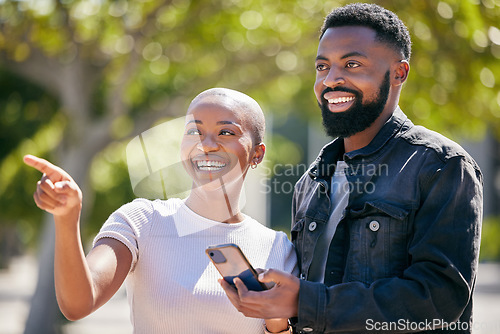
[93, 198, 297, 334]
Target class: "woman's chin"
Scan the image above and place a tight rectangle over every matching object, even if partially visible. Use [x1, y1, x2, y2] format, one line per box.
[192, 173, 244, 195]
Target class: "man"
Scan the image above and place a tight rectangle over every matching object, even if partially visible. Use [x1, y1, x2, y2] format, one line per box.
[220, 3, 483, 334]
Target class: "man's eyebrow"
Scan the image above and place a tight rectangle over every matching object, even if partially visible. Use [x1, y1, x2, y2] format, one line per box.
[341, 51, 368, 59]
[315, 55, 329, 62]
[186, 120, 202, 124]
[315, 52, 368, 62]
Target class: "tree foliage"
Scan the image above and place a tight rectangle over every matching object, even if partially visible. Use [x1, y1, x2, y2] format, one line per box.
[0, 0, 499, 331]
[0, 0, 498, 242]
[396, 0, 500, 140]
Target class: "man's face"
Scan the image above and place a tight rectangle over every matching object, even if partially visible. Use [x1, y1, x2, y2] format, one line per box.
[314, 26, 397, 138]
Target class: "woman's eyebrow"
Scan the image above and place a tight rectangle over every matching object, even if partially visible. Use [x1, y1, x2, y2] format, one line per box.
[186, 120, 241, 127]
[216, 120, 239, 125]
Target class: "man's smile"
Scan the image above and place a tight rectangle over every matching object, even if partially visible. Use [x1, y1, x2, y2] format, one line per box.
[323, 91, 356, 112]
[328, 96, 355, 104]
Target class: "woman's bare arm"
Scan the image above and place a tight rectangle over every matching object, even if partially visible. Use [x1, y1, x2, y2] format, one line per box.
[24, 155, 131, 320]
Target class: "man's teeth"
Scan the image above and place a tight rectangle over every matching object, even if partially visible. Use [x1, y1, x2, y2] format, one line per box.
[196, 160, 226, 170]
[328, 96, 354, 104]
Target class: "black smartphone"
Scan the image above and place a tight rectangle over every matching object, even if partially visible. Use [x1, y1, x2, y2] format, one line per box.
[206, 243, 268, 291]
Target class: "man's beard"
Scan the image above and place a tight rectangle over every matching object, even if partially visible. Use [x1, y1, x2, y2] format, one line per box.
[320, 71, 391, 138]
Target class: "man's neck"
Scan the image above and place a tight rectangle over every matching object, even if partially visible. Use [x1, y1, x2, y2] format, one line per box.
[343, 104, 397, 153]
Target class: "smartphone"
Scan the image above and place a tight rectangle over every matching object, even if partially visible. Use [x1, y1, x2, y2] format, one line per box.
[206, 243, 268, 291]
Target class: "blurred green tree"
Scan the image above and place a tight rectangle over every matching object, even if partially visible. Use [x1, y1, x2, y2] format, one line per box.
[0, 0, 498, 333]
[0, 0, 319, 332]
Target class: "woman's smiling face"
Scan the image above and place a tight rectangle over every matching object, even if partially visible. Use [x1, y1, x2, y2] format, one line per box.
[180, 98, 258, 189]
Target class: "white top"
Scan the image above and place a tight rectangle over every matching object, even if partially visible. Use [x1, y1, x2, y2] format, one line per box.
[93, 198, 298, 334]
[308, 160, 349, 283]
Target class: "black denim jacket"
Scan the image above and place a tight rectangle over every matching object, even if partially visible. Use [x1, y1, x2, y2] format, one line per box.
[291, 108, 483, 333]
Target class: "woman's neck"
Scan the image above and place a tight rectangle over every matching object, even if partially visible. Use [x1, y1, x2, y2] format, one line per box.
[184, 185, 245, 224]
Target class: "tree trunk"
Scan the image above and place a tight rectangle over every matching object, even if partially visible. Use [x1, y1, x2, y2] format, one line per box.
[0, 223, 22, 269]
[23, 214, 62, 334]
[22, 55, 106, 333]
[23, 143, 103, 333]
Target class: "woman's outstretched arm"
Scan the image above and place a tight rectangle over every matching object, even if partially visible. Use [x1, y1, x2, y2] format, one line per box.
[24, 155, 131, 321]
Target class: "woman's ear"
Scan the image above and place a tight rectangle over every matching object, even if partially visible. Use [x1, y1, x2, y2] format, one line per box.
[392, 60, 410, 86]
[253, 143, 266, 164]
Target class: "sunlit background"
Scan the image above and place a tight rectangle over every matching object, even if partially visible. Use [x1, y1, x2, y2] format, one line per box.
[0, 0, 499, 333]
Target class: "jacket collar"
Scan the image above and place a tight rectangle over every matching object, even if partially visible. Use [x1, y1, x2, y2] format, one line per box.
[308, 107, 409, 181]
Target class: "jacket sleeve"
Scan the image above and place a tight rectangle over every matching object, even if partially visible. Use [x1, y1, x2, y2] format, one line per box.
[295, 155, 483, 333]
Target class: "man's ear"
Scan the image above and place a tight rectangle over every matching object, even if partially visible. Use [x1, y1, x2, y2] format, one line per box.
[253, 143, 266, 164]
[393, 60, 410, 86]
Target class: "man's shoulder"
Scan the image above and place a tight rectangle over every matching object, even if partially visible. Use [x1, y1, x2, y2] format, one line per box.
[398, 122, 477, 166]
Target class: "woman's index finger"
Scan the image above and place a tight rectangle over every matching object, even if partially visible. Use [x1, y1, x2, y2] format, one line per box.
[23, 155, 70, 181]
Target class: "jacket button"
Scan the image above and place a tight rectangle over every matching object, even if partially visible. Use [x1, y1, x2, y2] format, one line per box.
[308, 221, 317, 231]
[369, 220, 380, 232]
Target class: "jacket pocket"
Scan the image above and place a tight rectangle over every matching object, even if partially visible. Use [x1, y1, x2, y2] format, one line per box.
[344, 201, 410, 285]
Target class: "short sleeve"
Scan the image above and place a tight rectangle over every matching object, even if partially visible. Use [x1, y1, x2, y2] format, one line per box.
[93, 198, 154, 272]
[271, 231, 299, 277]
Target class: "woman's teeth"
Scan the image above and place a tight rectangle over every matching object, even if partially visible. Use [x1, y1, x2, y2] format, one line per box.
[196, 160, 226, 171]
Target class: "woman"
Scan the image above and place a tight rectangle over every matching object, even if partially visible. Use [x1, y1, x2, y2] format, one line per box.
[24, 88, 297, 333]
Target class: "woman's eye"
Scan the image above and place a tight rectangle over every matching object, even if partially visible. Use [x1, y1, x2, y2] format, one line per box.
[186, 128, 201, 135]
[219, 130, 235, 136]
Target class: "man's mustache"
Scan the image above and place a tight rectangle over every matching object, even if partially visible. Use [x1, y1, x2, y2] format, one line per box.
[321, 86, 359, 100]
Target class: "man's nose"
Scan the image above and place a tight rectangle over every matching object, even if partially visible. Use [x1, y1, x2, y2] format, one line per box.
[323, 66, 345, 87]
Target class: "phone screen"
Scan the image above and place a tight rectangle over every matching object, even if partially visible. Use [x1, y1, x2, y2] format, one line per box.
[206, 243, 267, 291]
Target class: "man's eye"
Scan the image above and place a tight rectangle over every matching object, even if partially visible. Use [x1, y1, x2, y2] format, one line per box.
[346, 62, 360, 68]
[220, 130, 235, 136]
[316, 64, 328, 71]
[186, 128, 201, 135]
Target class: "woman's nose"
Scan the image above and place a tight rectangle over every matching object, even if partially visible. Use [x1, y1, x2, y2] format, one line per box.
[198, 135, 219, 151]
